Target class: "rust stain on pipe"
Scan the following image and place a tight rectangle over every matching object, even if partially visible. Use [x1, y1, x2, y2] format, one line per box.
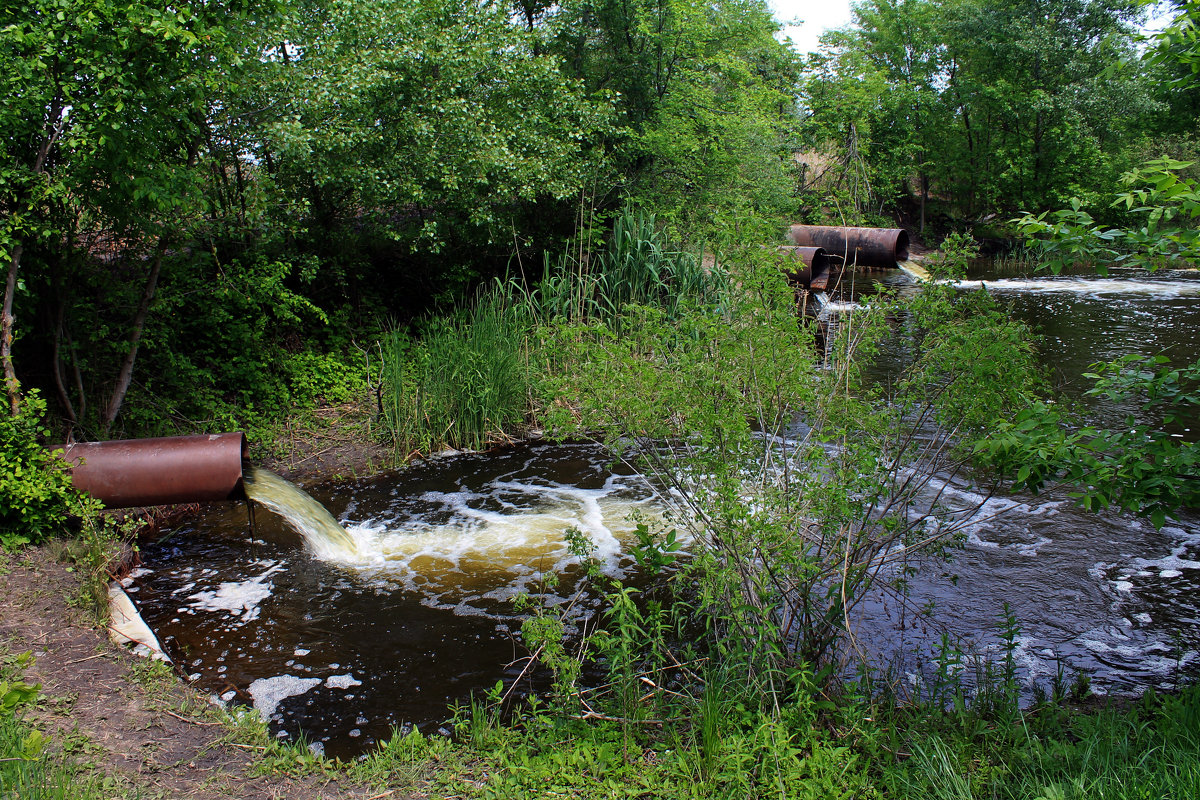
[57, 432, 247, 508]
[775, 246, 844, 292]
[787, 226, 910, 268]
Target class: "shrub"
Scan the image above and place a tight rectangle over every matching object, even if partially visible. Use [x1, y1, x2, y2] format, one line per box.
[0, 392, 94, 549]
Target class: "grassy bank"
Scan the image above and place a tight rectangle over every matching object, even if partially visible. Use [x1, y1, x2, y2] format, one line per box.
[0, 652, 109, 800]
[250, 664, 1200, 799]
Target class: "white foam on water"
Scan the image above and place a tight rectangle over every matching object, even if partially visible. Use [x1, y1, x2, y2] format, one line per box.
[950, 277, 1200, 297]
[818, 300, 862, 316]
[325, 674, 361, 689]
[332, 475, 666, 611]
[248, 675, 321, 720]
[186, 562, 285, 623]
[899, 471, 1062, 555]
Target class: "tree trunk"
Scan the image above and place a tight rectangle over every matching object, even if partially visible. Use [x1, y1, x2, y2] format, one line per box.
[920, 173, 928, 234]
[2, 243, 22, 415]
[4, 92, 67, 415]
[50, 272, 77, 426]
[102, 235, 168, 435]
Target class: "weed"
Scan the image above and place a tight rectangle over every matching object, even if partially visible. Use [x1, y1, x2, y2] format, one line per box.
[380, 285, 534, 454]
[0, 649, 110, 800]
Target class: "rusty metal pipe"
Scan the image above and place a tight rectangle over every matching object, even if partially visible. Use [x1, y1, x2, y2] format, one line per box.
[57, 432, 247, 508]
[787, 225, 910, 268]
[774, 246, 844, 292]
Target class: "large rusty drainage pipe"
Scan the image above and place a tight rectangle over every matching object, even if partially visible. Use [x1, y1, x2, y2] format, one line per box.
[775, 246, 845, 292]
[787, 225, 910, 268]
[58, 432, 247, 509]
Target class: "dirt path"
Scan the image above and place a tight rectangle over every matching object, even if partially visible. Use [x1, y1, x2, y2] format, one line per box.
[0, 546, 424, 800]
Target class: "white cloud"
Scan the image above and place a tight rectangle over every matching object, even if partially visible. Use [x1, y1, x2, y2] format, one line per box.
[768, 0, 856, 54]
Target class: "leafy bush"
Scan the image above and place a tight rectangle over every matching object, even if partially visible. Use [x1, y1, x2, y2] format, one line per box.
[979, 354, 1200, 526]
[0, 393, 94, 549]
[1014, 158, 1200, 273]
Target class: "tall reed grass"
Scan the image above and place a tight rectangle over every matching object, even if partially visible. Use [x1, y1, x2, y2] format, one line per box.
[379, 208, 724, 454]
[380, 287, 533, 453]
[532, 207, 725, 324]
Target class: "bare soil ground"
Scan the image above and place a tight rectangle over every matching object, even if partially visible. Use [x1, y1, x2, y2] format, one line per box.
[254, 402, 397, 487]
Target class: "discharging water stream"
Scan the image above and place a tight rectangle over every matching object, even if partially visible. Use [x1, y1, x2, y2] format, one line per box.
[125, 261, 1200, 757]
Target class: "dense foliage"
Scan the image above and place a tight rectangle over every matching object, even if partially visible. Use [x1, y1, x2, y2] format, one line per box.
[2, 0, 1196, 441]
[0, 0, 802, 441]
[801, 0, 1170, 228]
[0, 392, 93, 548]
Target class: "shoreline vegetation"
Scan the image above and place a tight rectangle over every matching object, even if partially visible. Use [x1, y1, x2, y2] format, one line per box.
[4, 0, 1200, 796]
[5, 541, 1200, 799]
[3, 227, 1199, 798]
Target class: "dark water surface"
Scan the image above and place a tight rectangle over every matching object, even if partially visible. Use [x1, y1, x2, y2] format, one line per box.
[131, 445, 661, 757]
[128, 262, 1200, 756]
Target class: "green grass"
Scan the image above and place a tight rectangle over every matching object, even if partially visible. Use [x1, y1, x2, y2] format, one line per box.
[0, 651, 109, 800]
[259, 654, 1200, 800]
[381, 286, 535, 454]
[883, 687, 1200, 800]
[533, 207, 723, 326]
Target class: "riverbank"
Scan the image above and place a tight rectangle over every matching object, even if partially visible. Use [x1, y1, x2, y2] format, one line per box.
[0, 544, 424, 799]
[8, 533, 1199, 799]
[6, 436, 1200, 799]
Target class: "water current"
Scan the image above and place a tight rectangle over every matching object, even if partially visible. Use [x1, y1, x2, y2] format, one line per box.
[126, 261, 1200, 757]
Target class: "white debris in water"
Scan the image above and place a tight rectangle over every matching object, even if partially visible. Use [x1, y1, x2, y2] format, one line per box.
[326, 674, 361, 689]
[247, 675, 321, 721]
[1136, 613, 1153, 625]
[1114, 581, 1134, 593]
[294, 648, 310, 656]
[221, 690, 236, 702]
[308, 742, 324, 757]
[1161, 569, 1183, 578]
[349, 729, 361, 737]
[187, 562, 285, 623]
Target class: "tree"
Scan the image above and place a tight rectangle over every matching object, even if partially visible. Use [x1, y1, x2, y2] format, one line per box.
[0, 1, 252, 430]
[803, 0, 1157, 221]
[543, 0, 803, 230]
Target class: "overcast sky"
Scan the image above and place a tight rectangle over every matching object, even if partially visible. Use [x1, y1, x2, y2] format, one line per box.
[766, 0, 1178, 55]
[767, 0, 856, 54]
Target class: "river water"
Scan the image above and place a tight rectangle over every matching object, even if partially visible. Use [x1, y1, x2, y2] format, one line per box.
[126, 261, 1200, 757]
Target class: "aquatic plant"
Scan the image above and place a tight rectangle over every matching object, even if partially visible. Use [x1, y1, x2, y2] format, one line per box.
[531, 207, 725, 326]
[380, 286, 534, 453]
